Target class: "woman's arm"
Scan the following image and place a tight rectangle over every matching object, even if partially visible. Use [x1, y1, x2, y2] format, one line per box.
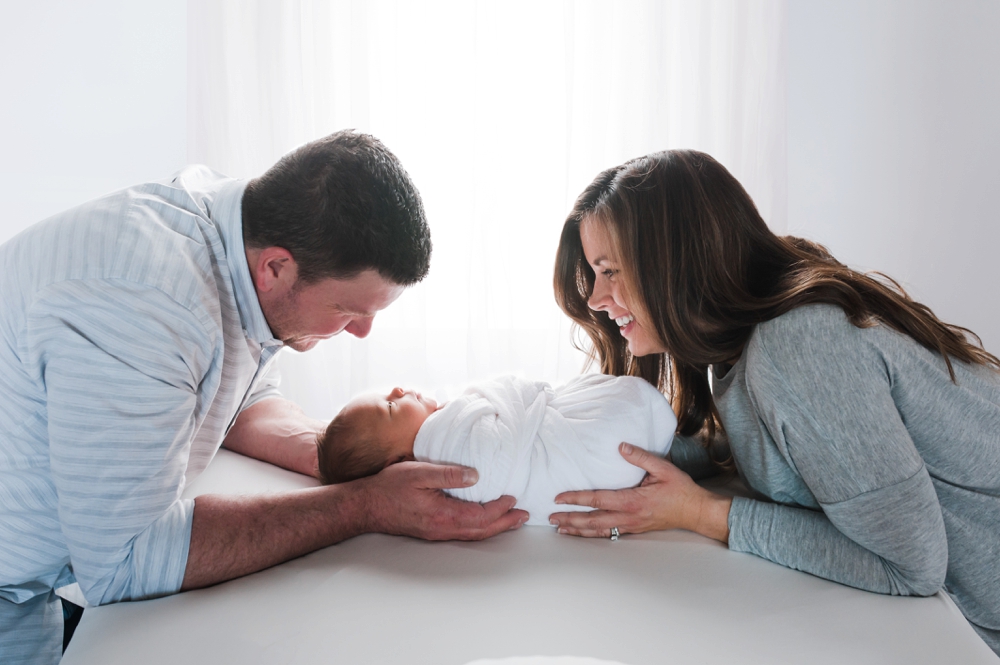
[550, 442, 732, 542]
[553, 309, 950, 597]
[722, 311, 949, 595]
[727, 468, 946, 596]
[551, 431, 947, 597]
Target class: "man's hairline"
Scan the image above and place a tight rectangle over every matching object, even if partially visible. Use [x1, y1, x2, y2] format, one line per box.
[245, 240, 414, 286]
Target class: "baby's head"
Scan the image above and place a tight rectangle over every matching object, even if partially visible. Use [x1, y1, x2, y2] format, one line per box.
[317, 387, 440, 484]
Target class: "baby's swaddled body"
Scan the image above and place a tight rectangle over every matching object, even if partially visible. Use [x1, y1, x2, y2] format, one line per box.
[413, 373, 677, 525]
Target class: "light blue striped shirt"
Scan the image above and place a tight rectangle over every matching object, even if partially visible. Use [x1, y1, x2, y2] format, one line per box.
[0, 167, 283, 659]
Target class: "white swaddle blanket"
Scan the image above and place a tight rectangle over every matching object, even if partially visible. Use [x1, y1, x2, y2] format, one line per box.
[413, 374, 677, 525]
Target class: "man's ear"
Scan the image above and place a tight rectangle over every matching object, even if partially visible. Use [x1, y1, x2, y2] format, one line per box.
[248, 246, 298, 295]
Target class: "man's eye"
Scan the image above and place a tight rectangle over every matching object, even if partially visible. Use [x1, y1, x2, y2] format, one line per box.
[387, 401, 395, 413]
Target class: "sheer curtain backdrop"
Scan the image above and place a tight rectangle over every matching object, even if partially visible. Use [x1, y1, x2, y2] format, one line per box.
[188, 0, 787, 419]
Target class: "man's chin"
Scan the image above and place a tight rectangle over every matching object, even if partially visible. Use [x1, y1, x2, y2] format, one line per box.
[284, 338, 321, 352]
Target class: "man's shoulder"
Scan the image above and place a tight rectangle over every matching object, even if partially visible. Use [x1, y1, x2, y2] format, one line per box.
[1, 173, 243, 345]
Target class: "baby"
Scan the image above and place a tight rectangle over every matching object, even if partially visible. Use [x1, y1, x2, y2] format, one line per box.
[317, 373, 676, 525]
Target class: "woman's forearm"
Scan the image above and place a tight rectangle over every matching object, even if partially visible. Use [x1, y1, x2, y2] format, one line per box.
[727, 478, 948, 597]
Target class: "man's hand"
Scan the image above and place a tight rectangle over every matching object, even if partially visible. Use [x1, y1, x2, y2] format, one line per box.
[182, 460, 527, 591]
[356, 461, 529, 541]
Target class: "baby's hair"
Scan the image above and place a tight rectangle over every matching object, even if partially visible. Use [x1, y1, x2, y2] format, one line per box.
[317, 406, 394, 485]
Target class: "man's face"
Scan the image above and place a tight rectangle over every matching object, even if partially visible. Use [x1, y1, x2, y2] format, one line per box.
[264, 270, 405, 351]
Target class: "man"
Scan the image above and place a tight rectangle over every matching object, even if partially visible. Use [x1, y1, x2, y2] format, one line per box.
[0, 131, 527, 663]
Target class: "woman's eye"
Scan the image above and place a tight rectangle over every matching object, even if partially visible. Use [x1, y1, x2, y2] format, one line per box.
[387, 401, 395, 413]
[602, 269, 617, 279]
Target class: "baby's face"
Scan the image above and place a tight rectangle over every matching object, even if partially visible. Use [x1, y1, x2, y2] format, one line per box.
[346, 387, 441, 464]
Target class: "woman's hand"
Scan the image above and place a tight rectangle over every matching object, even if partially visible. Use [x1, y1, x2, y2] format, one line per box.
[548, 442, 733, 543]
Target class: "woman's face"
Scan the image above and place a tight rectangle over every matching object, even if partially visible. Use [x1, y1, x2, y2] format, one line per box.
[579, 217, 666, 357]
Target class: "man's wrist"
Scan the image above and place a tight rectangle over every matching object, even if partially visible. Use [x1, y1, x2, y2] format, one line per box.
[340, 476, 379, 537]
[313, 480, 372, 542]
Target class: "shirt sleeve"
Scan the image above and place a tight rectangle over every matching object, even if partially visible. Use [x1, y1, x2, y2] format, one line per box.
[727, 309, 948, 596]
[28, 279, 217, 606]
[242, 356, 283, 411]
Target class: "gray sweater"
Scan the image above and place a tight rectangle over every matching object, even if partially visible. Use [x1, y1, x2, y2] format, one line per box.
[706, 304, 1000, 653]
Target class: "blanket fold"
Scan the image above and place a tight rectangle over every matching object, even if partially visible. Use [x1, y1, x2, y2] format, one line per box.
[414, 374, 676, 525]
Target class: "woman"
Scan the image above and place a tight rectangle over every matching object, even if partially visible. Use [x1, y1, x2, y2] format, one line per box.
[549, 150, 1000, 653]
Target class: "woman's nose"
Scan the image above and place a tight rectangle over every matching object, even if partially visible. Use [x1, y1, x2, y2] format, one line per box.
[389, 387, 405, 399]
[588, 280, 611, 311]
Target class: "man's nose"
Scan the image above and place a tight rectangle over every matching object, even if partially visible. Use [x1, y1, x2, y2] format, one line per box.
[345, 317, 374, 339]
[389, 387, 405, 399]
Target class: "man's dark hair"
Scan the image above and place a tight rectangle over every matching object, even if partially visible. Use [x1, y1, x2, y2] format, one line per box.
[242, 130, 431, 285]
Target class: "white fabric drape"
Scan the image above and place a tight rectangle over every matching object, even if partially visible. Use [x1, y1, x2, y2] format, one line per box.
[188, 0, 787, 419]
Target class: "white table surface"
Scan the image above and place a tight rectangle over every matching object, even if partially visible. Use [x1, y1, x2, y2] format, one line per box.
[62, 449, 998, 665]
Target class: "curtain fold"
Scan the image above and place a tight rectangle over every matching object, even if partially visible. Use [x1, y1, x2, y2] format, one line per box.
[188, 0, 787, 419]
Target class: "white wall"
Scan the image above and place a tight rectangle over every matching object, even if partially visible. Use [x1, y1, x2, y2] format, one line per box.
[0, 0, 187, 243]
[788, 0, 1000, 353]
[4, 0, 997, 355]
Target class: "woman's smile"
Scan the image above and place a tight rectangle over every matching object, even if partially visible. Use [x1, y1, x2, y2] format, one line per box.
[615, 314, 636, 336]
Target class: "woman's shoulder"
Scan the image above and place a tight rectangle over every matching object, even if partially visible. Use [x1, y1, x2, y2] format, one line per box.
[755, 302, 852, 339]
[748, 302, 854, 353]
[743, 304, 880, 385]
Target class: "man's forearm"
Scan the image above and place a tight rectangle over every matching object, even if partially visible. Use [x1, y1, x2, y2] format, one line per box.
[181, 484, 367, 591]
[223, 398, 325, 477]
[181, 461, 528, 591]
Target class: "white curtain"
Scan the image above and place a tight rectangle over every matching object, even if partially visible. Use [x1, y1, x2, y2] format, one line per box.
[188, 0, 787, 419]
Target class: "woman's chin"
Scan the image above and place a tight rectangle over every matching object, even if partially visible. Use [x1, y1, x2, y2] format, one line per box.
[625, 339, 646, 356]
[626, 336, 666, 357]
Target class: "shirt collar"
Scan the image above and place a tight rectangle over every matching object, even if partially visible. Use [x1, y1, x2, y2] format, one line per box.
[213, 180, 282, 348]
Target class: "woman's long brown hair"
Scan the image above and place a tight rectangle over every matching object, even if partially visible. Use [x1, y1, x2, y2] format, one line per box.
[554, 150, 999, 442]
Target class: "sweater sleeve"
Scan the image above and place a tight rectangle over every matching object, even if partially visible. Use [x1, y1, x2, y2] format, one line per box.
[669, 434, 730, 481]
[727, 308, 948, 596]
[29, 279, 215, 606]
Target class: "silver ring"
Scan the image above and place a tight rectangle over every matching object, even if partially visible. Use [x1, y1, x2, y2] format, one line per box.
[610, 526, 620, 541]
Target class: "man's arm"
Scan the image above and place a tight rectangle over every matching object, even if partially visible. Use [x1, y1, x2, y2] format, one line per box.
[181, 462, 529, 590]
[223, 397, 325, 477]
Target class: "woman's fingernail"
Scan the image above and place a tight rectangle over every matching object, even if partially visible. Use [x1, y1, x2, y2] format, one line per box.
[557, 528, 567, 535]
[621, 443, 634, 454]
[549, 518, 558, 525]
[462, 468, 478, 485]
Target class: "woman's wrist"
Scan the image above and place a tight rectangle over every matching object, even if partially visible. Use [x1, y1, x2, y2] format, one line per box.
[688, 489, 732, 544]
